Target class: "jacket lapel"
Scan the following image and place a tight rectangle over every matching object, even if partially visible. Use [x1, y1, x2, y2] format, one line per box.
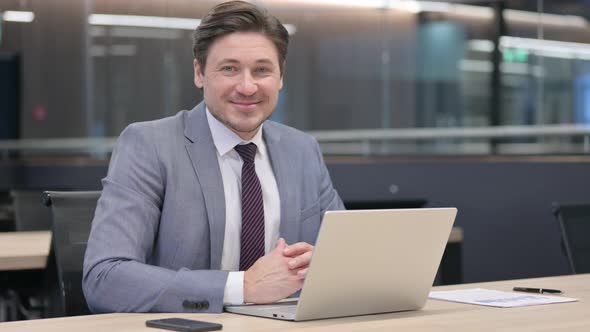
[264, 125, 300, 245]
[183, 102, 225, 269]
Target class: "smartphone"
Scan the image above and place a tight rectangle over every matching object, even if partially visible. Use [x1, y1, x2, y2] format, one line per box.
[146, 318, 222, 332]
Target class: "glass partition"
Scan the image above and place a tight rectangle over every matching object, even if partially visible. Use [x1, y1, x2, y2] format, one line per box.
[0, 0, 589, 156]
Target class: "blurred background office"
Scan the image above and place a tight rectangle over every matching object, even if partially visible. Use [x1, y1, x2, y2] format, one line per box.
[1, 0, 590, 319]
[2, 0, 590, 143]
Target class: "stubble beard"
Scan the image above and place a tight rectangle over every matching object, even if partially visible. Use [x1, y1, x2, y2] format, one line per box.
[210, 107, 274, 139]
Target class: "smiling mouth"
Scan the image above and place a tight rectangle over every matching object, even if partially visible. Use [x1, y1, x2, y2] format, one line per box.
[231, 101, 260, 106]
[230, 101, 261, 112]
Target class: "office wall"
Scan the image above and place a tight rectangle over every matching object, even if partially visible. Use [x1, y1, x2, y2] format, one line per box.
[1, 0, 88, 138]
[4, 1, 589, 141]
[6, 2, 590, 152]
[0, 53, 19, 139]
[0, 0, 422, 137]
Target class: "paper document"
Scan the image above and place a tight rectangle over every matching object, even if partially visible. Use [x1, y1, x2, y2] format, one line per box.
[429, 288, 578, 308]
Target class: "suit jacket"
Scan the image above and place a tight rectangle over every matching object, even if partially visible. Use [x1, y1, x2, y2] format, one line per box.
[82, 102, 344, 313]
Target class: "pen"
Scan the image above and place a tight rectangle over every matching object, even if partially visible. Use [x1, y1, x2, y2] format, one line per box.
[513, 287, 562, 294]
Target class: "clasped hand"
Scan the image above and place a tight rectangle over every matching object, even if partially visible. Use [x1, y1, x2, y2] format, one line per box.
[243, 238, 313, 304]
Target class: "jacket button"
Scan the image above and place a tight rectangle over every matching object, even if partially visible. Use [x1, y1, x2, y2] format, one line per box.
[182, 300, 198, 309]
[182, 300, 209, 310]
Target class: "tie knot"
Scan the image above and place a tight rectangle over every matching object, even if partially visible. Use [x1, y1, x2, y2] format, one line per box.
[234, 143, 257, 164]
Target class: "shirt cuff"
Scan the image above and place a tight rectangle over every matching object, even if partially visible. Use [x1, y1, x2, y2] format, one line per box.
[223, 271, 244, 305]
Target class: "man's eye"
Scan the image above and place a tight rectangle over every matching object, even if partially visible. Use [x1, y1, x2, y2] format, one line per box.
[256, 67, 270, 73]
[221, 66, 235, 72]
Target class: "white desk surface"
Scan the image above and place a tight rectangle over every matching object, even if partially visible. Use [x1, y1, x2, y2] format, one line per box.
[0, 274, 588, 331]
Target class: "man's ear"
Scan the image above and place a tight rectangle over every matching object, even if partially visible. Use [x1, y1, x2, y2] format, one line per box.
[279, 61, 285, 90]
[194, 59, 204, 88]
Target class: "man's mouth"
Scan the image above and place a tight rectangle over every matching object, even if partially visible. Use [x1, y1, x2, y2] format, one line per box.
[230, 100, 261, 111]
[231, 100, 260, 106]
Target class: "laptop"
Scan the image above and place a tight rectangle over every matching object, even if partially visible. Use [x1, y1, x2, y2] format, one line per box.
[224, 207, 457, 321]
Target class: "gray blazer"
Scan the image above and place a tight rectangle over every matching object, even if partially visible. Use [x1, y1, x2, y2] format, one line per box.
[82, 102, 344, 313]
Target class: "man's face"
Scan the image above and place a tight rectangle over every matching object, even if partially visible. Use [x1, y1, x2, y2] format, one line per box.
[194, 32, 283, 140]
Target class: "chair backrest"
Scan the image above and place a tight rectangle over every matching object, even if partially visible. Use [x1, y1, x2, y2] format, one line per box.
[43, 191, 101, 316]
[0, 192, 15, 232]
[344, 198, 427, 210]
[10, 190, 53, 231]
[552, 203, 590, 274]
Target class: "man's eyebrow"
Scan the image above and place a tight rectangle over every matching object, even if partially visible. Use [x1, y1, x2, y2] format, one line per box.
[215, 58, 276, 66]
[216, 59, 240, 65]
[255, 59, 275, 65]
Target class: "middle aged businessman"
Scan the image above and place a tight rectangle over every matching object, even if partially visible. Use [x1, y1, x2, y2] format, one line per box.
[83, 0, 344, 314]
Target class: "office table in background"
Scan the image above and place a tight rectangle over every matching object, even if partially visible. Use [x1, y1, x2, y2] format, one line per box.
[0, 231, 51, 271]
[0, 231, 52, 321]
[1, 274, 587, 331]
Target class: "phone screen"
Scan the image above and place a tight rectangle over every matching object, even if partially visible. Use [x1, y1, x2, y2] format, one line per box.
[146, 317, 223, 332]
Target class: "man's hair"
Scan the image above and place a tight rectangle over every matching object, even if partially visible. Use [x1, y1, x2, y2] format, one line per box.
[192, 1, 289, 76]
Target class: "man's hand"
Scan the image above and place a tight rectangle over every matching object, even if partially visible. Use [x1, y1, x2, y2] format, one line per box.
[283, 242, 314, 279]
[243, 238, 305, 304]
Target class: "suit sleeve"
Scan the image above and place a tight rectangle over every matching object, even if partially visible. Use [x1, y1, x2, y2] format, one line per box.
[82, 123, 229, 313]
[312, 137, 345, 214]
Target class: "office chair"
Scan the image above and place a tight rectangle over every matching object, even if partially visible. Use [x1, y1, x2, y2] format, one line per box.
[0, 191, 15, 232]
[343, 198, 427, 210]
[43, 191, 101, 316]
[10, 190, 53, 231]
[552, 203, 590, 274]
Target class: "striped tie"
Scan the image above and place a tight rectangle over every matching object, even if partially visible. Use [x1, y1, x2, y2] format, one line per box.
[235, 143, 265, 271]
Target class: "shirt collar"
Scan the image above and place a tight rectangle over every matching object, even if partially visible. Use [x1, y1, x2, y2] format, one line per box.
[206, 107, 265, 158]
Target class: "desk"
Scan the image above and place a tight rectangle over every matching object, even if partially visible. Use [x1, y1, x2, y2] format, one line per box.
[0, 231, 52, 321]
[0, 231, 52, 271]
[2, 274, 587, 331]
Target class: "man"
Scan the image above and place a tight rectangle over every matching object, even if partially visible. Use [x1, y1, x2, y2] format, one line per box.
[83, 1, 344, 314]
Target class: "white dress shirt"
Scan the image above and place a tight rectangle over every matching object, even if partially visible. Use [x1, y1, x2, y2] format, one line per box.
[206, 109, 281, 305]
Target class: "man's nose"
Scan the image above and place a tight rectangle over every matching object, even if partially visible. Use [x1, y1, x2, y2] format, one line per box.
[235, 72, 258, 96]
